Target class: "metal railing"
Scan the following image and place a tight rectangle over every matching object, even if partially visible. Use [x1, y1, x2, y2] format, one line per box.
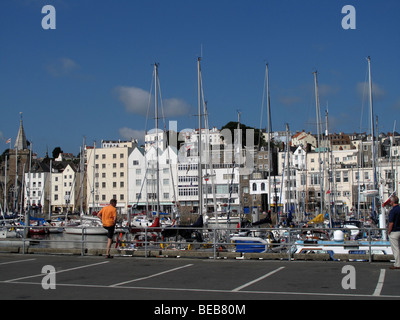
[0, 225, 393, 263]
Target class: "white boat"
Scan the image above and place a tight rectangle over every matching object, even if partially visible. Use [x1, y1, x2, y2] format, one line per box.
[0, 227, 18, 239]
[64, 215, 107, 235]
[131, 215, 155, 228]
[48, 220, 64, 233]
[230, 229, 285, 253]
[292, 230, 393, 258]
[230, 235, 270, 253]
[206, 215, 241, 229]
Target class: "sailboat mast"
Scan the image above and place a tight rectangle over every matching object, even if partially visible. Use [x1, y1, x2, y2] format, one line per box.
[367, 57, 376, 194]
[154, 63, 160, 217]
[313, 71, 323, 215]
[266, 64, 272, 214]
[197, 58, 203, 216]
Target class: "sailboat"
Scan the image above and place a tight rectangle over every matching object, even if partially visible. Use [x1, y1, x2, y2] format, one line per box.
[293, 57, 393, 258]
[64, 215, 107, 235]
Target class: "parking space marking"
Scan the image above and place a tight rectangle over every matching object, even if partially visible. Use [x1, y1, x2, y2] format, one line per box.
[109, 264, 194, 287]
[373, 269, 386, 296]
[231, 266, 285, 292]
[4, 261, 109, 283]
[0, 258, 36, 266]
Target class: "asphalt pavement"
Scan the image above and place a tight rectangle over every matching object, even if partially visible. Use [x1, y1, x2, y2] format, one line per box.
[0, 253, 398, 305]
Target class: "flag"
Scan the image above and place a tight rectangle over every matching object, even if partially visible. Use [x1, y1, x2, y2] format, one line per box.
[5, 138, 11, 144]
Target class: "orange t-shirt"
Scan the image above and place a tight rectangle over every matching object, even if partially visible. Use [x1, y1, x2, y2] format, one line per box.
[98, 205, 117, 227]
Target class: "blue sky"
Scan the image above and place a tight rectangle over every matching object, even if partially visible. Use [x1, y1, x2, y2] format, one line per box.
[1, 0, 400, 157]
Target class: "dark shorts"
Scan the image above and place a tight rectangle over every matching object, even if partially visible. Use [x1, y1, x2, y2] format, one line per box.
[104, 225, 115, 239]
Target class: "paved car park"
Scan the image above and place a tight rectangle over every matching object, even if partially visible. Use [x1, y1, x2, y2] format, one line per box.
[0, 253, 399, 302]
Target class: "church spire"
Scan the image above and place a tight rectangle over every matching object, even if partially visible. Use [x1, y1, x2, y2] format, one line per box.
[14, 112, 28, 151]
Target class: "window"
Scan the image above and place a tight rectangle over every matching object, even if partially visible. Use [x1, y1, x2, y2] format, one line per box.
[252, 183, 257, 191]
[261, 183, 265, 191]
[133, 160, 139, 165]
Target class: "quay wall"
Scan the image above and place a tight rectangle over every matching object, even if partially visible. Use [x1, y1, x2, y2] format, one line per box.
[0, 245, 394, 262]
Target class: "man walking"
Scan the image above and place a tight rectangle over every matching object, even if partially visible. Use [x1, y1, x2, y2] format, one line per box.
[388, 195, 400, 269]
[97, 199, 117, 259]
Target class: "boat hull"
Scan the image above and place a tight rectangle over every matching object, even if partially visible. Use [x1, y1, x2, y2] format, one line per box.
[64, 227, 107, 235]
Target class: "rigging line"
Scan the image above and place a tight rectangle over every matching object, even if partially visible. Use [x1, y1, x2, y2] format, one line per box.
[135, 165, 149, 209]
[360, 65, 369, 134]
[145, 68, 155, 135]
[157, 74, 167, 131]
[258, 64, 268, 148]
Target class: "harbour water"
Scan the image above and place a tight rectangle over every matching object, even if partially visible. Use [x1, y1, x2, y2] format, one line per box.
[28, 232, 109, 250]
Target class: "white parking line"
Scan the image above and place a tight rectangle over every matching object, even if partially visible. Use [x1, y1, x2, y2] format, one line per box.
[373, 269, 386, 296]
[110, 264, 194, 287]
[4, 261, 109, 283]
[231, 266, 285, 292]
[0, 258, 36, 266]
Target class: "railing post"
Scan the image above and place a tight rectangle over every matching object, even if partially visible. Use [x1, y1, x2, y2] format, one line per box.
[213, 227, 217, 260]
[288, 228, 292, 262]
[145, 227, 148, 258]
[368, 228, 372, 263]
[81, 227, 85, 256]
[22, 225, 26, 255]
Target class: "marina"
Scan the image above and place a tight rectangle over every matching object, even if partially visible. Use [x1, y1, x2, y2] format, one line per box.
[0, 212, 395, 264]
[1, 1, 400, 304]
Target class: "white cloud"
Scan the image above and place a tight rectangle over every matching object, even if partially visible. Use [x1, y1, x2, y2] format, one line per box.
[115, 86, 192, 118]
[356, 82, 386, 101]
[46, 57, 79, 77]
[119, 127, 145, 143]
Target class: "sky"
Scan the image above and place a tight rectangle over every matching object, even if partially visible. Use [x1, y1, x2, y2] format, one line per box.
[1, 0, 400, 157]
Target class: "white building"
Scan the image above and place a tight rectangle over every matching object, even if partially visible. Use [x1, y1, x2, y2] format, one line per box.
[86, 140, 137, 215]
[24, 162, 50, 214]
[50, 163, 79, 214]
[128, 146, 178, 215]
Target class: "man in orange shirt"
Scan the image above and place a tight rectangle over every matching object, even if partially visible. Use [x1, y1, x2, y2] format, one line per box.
[97, 199, 117, 258]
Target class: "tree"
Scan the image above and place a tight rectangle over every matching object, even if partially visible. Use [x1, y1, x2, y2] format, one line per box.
[52, 147, 63, 159]
[220, 121, 266, 149]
